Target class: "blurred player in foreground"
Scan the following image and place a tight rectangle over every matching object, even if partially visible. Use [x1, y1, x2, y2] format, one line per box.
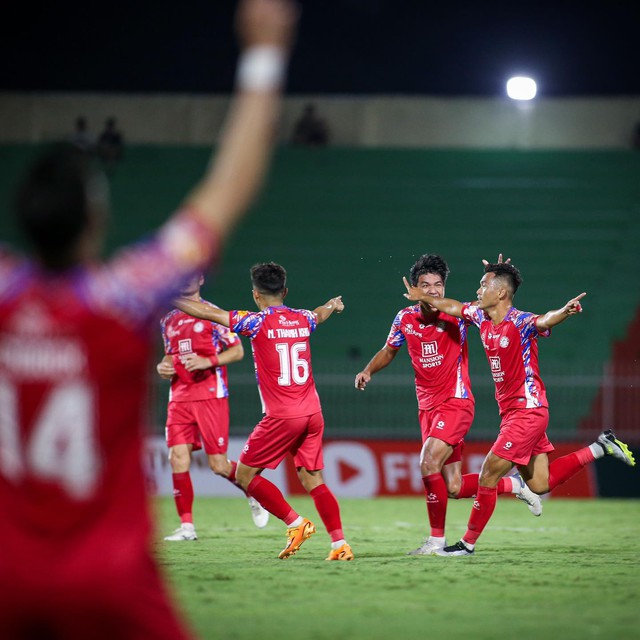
[175, 262, 354, 561]
[158, 271, 269, 541]
[0, 1, 297, 638]
[355, 254, 541, 556]
[403, 256, 636, 556]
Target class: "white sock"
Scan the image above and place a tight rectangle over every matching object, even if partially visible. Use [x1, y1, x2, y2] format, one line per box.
[590, 442, 605, 459]
[289, 516, 304, 527]
[181, 522, 195, 531]
[331, 539, 346, 550]
[461, 539, 475, 551]
[428, 535, 446, 546]
[508, 476, 520, 493]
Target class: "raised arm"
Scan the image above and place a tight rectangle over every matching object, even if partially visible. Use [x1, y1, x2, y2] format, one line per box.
[313, 296, 344, 324]
[355, 345, 398, 390]
[535, 292, 586, 332]
[182, 0, 298, 238]
[173, 298, 230, 327]
[402, 277, 464, 318]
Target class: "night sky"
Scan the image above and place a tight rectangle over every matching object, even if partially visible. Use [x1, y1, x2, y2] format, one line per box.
[3, 0, 638, 96]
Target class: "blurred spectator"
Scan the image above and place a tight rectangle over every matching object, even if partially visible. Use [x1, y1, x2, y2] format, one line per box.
[97, 117, 124, 171]
[291, 103, 329, 147]
[69, 116, 95, 154]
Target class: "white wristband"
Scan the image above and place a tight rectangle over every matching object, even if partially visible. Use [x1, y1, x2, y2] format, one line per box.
[237, 46, 286, 91]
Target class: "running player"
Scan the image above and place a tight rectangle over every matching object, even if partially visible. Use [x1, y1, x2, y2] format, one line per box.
[0, 2, 297, 638]
[402, 258, 636, 556]
[159, 271, 268, 541]
[355, 254, 540, 556]
[175, 262, 354, 561]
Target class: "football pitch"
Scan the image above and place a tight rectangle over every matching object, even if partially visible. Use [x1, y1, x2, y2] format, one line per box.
[155, 496, 639, 640]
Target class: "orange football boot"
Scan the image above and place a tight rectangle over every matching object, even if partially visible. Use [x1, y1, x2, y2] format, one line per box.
[278, 518, 316, 559]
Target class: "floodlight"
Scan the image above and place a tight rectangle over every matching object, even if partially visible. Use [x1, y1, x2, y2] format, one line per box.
[506, 76, 537, 100]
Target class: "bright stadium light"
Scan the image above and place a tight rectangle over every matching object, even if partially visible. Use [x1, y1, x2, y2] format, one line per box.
[506, 76, 537, 100]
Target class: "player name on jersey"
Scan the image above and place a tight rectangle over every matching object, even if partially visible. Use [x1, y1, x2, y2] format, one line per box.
[0, 335, 87, 379]
[267, 327, 311, 339]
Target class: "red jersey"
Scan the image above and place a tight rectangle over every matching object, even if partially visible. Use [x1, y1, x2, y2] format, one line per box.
[461, 303, 549, 415]
[386, 305, 474, 410]
[160, 303, 240, 402]
[229, 305, 321, 418]
[0, 211, 215, 588]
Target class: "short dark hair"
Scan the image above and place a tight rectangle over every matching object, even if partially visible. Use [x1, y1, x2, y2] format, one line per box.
[409, 254, 450, 286]
[250, 262, 287, 296]
[484, 262, 523, 296]
[14, 145, 101, 271]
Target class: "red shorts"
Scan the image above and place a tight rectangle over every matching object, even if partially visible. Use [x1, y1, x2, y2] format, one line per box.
[491, 407, 555, 465]
[166, 397, 229, 455]
[239, 412, 325, 470]
[0, 551, 194, 640]
[418, 397, 474, 465]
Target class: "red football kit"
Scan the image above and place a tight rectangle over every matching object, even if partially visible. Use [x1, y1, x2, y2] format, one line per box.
[0, 211, 214, 639]
[461, 303, 555, 464]
[161, 305, 240, 454]
[229, 305, 324, 469]
[386, 305, 474, 456]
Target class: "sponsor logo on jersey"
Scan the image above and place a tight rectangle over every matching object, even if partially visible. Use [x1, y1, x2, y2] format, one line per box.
[421, 341, 438, 357]
[278, 315, 300, 327]
[178, 339, 192, 354]
[403, 324, 422, 337]
[490, 356, 504, 382]
[8, 301, 53, 334]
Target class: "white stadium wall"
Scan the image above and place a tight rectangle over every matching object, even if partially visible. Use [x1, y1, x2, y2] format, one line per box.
[0, 93, 639, 148]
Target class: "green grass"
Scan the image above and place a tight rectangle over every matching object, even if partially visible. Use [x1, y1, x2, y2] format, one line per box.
[154, 496, 640, 640]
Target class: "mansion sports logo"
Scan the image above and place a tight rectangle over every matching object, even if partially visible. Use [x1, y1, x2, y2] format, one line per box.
[421, 341, 438, 357]
[489, 356, 501, 372]
[178, 339, 192, 354]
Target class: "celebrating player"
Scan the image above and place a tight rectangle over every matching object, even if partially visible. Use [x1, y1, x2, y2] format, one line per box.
[403, 257, 636, 556]
[175, 262, 354, 561]
[355, 254, 541, 556]
[0, 1, 297, 638]
[158, 271, 268, 541]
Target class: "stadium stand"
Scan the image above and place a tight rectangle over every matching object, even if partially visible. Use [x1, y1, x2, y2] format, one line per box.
[1, 145, 639, 441]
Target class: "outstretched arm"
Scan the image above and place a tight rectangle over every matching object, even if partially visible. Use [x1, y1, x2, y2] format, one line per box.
[173, 298, 230, 327]
[402, 277, 464, 318]
[181, 0, 298, 239]
[313, 296, 344, 324]
[355, 346, 398, 390]
[535, 292, 586, 331]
